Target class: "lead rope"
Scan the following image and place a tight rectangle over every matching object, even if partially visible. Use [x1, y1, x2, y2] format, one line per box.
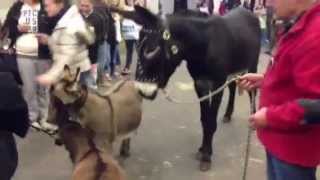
[160, 71, 246, 104]
[242, 90, 256, 180]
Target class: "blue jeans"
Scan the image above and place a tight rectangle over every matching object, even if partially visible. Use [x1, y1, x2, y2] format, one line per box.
[79, 70, 96, 88]
[0, 131, 18, 180]
[124, 40, 136, 69]
[267, 152, 317, 180]
[108, 43, 121, 76]
[97, 41, 111, 83]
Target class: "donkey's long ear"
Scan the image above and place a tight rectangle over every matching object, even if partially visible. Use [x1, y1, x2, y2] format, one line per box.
[111, 5, 160, 27]
[74, 67, 81, 82]
[63, 65, 72, 78]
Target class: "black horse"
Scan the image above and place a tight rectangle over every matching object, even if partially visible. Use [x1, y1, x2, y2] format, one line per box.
[115, 6, 261, 171]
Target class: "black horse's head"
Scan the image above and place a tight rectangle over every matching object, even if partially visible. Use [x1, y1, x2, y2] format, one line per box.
[116, 6, 184, 99]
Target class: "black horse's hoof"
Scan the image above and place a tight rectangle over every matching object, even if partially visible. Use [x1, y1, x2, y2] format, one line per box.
[222, 116, 232, 123]
[54, 138, 63, 146]
[200, 161, 212, 171]
[120, 150, 131, 158]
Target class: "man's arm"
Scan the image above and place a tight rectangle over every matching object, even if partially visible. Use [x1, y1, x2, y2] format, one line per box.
[298, 99, 320, 124]
[266, 33, 320, 130]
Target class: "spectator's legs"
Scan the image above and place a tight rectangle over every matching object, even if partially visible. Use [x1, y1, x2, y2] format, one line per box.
[35, 60, 56, 131]
[97, 41, 111, 85]
[123, 40, 135, 75]
[266, 6, 275, 53]
[109, 43, 116, 77]
[109, 43, 121, 77]
[17, 56, 40, 123]
[79, 70, 96, 88]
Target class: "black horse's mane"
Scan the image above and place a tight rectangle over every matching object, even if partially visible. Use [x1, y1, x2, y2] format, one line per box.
[173, 9, 209, 18]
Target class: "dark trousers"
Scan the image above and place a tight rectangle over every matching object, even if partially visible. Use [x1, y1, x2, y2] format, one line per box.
[124, 40, 136, 69]
[0, 131, 18, 180]
[267, 152, 317, 180]
[266, 6, 276, 51]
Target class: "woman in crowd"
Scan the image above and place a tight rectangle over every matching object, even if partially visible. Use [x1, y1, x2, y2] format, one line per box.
[121, 0, 141, 75]
[36, 0, 95, 87]
[1, 0, 54, 130]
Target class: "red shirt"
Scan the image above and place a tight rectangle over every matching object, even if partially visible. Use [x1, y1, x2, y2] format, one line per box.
[258, 3, 320, 167]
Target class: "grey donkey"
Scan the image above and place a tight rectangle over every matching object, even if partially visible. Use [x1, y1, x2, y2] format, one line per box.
[48, 65, 143, 157]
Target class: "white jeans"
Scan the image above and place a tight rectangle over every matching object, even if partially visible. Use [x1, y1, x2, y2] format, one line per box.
[17, 56, 51, 123]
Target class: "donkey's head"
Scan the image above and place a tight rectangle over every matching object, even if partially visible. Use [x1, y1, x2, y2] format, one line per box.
[115, 6, 184, 99]
[51, 65, 84, 104]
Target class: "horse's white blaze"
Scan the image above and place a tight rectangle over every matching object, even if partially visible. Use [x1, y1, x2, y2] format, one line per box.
[134, 81, 158, 97]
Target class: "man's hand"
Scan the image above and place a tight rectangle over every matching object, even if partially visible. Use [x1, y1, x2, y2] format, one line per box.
[36, 74, 54, 87]
[249, 107, 268, 129]
[237, 73, 264, 92]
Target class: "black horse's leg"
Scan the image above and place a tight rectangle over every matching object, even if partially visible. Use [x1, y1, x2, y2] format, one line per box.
[223, 81, 236, 123]
[120, 138, 131, 158]
[195, 80, 224, 171]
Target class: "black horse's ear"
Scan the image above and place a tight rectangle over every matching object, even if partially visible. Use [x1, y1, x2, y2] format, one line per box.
[134, 5, 159, 26]
[111, 5, 160, 28]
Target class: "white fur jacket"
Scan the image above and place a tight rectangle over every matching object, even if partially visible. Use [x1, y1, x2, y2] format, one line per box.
[44, 5, 95, 83]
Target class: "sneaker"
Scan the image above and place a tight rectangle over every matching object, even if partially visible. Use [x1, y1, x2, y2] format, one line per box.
[114, 71, 121, 77]
[31, 121, 42, 130]
[105, 73, 113, 81]
[40, 121, 58, 133]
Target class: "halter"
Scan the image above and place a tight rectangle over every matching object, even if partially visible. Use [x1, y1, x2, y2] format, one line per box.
[138, 27, 180, 57]
[64, 85, 89, 122]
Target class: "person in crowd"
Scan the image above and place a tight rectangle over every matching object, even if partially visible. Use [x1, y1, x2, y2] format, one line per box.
[78, 0, 110, 86]
[108, 12, 121, 79]
[197, 0, 214, 15]
[36, 0, 95, 87]
[121, 0, 141, 75]
[219, 0, 241, 15]
[0, 48, 29, 180]
[1, 0, 55, 130]
[237, 0, 320, 179]
[264, 0, 276, 55]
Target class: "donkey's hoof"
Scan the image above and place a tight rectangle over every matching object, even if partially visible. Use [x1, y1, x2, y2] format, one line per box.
[222, 116, 232, 123]
[199, 161, 212, 172]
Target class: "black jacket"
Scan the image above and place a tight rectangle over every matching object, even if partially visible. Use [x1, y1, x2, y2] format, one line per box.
[1, 1, 52, 59]
[0, 53, 29, 137]
[85, 9, 107, 64]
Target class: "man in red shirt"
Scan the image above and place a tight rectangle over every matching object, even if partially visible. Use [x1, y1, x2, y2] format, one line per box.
[238, 0, 320, 179]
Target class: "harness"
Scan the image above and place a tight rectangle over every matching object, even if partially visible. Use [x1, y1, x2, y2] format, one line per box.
[65, 86, 88, 122]
[67, 125, 108, 180]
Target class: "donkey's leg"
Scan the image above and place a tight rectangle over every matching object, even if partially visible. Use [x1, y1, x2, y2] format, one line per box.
[120, 138, 131, 158]
[195, 80, 224, 171]
[223, 81, 236, 123]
